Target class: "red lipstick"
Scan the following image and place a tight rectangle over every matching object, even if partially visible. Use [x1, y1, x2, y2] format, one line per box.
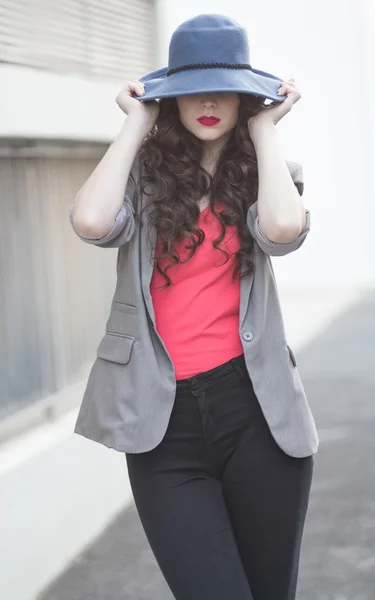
[197, 116, 221, 126]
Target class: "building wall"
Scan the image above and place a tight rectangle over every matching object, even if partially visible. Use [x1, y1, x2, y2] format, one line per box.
[0, 0, 157, 140]
[0, 141, 117, 421]
[0, 1, 157, 425]
[0, 0, 155, 81]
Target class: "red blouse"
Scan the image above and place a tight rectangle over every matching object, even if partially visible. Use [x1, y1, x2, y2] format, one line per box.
[150, 203, 244, 379]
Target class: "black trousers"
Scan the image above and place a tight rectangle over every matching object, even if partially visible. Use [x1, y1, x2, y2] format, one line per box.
[125, 353, 314, 600]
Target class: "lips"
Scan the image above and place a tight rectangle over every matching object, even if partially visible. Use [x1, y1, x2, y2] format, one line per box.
[197, 116, 221, 126]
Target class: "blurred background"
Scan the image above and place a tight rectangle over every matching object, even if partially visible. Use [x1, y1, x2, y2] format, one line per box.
[0, 1, 374, 599]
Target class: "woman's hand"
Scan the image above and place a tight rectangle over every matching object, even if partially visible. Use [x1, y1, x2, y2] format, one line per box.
[116, 80, 160, 131]
[248, 78, 301, 138]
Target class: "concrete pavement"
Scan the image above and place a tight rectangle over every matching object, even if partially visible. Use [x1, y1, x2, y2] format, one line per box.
[37, 289, 375, 600]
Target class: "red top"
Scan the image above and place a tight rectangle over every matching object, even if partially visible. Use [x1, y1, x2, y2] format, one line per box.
[150, 203, 244, 379]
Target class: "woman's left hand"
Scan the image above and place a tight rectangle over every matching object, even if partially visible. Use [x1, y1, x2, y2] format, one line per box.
[248, 78, 301, 135]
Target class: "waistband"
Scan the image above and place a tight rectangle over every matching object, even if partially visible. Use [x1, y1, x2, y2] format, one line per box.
[176, 353, 246, 393]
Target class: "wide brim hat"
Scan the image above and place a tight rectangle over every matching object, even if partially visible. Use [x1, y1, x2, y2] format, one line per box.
[133, 14, 287, 104]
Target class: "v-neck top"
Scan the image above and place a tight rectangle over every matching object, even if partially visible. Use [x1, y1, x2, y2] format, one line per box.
[150, 203, 244, 379]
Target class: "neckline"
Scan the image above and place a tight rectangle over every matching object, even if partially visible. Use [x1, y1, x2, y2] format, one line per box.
[199, 204, 210, 216]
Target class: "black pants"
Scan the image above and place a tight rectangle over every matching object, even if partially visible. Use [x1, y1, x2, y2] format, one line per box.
[125, 353, 314, 600]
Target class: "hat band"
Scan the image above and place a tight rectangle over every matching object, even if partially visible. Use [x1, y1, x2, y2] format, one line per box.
[167, 62, 253, 76]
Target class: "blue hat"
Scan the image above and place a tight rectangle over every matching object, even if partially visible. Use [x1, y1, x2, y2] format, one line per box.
[133, 14, 286, 104]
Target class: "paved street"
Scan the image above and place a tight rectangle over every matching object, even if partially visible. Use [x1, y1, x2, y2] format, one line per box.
[38, 290, 375, 600]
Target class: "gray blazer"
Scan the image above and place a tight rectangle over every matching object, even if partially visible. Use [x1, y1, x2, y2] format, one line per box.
[69, 154, 319, 458]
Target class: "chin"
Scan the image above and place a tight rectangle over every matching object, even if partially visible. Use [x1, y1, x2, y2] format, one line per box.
[191, 126, 228, 142]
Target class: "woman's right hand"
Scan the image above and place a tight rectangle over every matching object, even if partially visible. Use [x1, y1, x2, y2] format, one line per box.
[116, 80, 159, 130]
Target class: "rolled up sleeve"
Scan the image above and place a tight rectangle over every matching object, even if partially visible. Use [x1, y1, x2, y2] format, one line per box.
[68, 151, 141, 248]
[247, 203, 310, 256]
[68, 202, 132, 247]
[246, 160, 310, 257]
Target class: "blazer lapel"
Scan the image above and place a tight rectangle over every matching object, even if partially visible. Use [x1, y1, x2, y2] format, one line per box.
[140, 206, 157, 326]
[239, 265, 254, 329]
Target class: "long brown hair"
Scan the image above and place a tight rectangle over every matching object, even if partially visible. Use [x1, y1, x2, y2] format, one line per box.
[136, 93, 267, 289]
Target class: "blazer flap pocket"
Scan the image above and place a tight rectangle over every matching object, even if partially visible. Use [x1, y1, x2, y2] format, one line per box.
[97, 333, 135, 364]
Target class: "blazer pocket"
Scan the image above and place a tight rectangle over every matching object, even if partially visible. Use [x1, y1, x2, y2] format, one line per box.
[287, 344, 297, 368]
[112, 301, 137, 315]
[97, 333, 135, 364]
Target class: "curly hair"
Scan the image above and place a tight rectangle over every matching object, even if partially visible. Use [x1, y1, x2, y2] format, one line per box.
[136, 93, 267, 289]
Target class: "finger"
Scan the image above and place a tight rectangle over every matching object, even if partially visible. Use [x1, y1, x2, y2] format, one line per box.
[134, 86, 145, 96]
[278, 85, 290, 96]
[129, 81, 145, 95]
[278, 84, 300, 97]
[278, 78, 297, 90]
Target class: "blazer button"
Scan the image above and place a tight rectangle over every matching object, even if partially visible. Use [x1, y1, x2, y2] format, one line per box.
[242, 331, 254, 342]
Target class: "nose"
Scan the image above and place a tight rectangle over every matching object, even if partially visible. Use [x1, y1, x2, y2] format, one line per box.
[200, 94, 217, 107]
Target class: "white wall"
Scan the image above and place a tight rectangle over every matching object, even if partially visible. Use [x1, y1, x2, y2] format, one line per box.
[0, 64, 127, 142]
[360, 0, 375, 272]
[157, 0, 375, 289]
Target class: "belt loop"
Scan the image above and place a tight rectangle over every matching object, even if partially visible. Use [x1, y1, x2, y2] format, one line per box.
[188, 375, 203, 397]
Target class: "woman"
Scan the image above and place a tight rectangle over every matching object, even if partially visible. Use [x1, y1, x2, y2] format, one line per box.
[69, 14, 319, 600]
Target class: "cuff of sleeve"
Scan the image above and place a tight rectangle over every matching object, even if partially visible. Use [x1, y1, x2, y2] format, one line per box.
[249, 202, 311, 256]
[68, 203, 129, 245]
